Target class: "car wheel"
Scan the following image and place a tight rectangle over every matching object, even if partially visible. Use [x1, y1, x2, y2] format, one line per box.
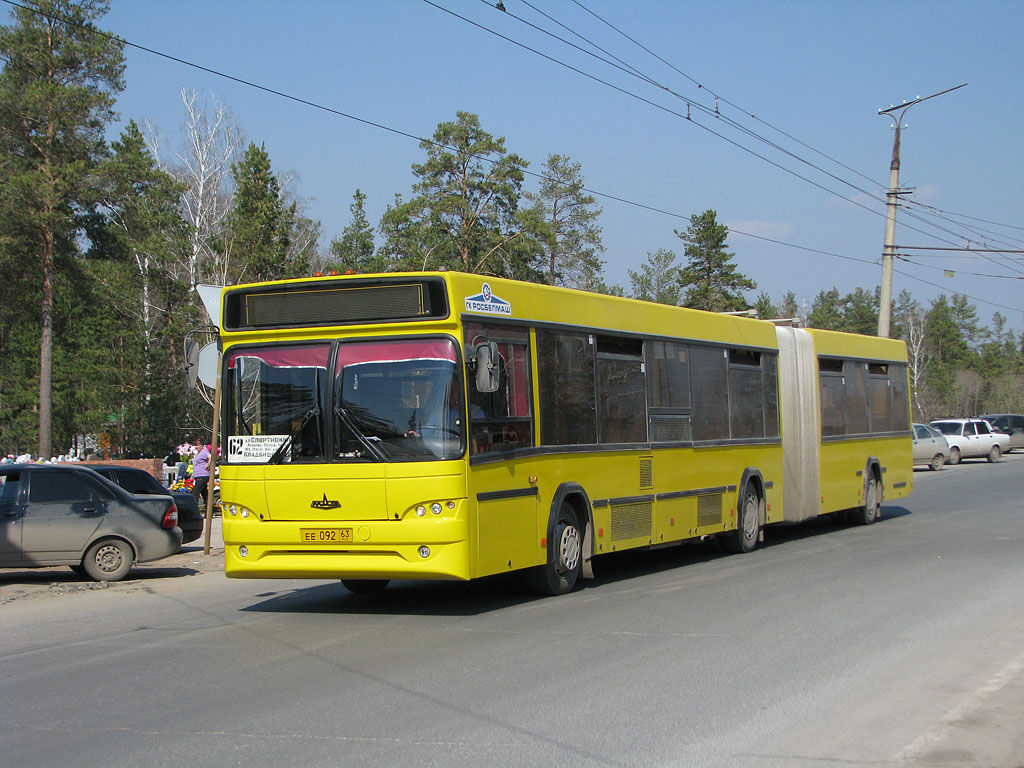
[948, 447, 961, 465]
[82, 538, 134, 582]
[929, 454, 944, 471]
[988, 445, 1001, 463]
[341, 579, 389, 594]
[527, 504, 582, 596]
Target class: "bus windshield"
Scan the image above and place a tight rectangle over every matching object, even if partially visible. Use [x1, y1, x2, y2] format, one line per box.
[225, 339, 463, 464]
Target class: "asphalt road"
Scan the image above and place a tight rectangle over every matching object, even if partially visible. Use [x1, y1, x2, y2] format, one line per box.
[2, 454, 1022, 768]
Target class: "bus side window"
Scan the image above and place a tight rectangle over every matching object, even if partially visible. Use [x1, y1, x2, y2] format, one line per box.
[465, 324, 533, 454]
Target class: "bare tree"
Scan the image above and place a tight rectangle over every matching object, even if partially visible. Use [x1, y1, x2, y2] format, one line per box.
[173, 90, 243, 287]
[904, 306, 932, 420]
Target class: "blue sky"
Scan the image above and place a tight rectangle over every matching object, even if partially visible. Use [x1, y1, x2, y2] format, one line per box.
[86, 1, 1024, 331]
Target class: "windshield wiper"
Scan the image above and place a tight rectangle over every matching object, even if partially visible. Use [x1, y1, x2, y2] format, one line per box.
[268, 404, 321, 465]
[334, 405, 385, 462]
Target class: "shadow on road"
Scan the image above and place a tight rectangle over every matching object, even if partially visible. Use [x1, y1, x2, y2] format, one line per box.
[241, 504, 913, 616]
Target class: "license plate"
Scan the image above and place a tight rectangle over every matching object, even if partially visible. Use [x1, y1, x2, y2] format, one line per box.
[300, 527, 353, 543]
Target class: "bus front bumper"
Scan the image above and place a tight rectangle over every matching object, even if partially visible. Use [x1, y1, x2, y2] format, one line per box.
[223, 516, 471, 581]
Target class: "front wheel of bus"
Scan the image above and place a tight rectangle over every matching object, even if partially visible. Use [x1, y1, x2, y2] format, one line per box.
[342, 579, 389, 594]
[723, 487, 760, 554]
[527, 506, 582, 596]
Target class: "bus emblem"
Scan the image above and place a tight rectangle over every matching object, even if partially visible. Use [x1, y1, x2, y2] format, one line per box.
[311, 494, 341, 510]
[465, 282, 512, 315]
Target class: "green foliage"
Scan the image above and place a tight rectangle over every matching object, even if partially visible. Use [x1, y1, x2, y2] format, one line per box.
[0, 0, 125, 456]
[676, 210, 755, 311]
[327, 189, 381, 273]
[629, 249, 681, 305]
[379, 112, 540, 279]
[523, 154, 604, 288]
[224, 142, 309, 283]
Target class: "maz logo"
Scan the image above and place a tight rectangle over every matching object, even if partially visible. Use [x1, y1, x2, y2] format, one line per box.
[310, 493, 341, 510]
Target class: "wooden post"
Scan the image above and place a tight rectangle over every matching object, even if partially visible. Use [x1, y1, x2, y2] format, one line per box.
[203, 350, 222, 556]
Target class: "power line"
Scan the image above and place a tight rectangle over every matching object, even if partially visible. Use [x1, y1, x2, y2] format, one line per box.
[426, 0, 974, 251]
[4, 0, 1020, 317]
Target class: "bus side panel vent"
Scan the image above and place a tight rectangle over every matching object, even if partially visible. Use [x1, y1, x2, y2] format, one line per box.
[650, 415, 691, 442]
[639, 458, 654, 489]
[611, 501, 653, 541]
[697, 494, 723, 527]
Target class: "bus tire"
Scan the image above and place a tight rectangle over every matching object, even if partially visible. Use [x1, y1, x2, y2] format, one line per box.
[851, 473, 881, 526]
[527, 505, 582, 596]
[723, 485, 760, 554]
[341, 579, 389, 594]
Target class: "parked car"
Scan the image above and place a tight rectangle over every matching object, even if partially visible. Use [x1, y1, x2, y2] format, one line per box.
[89, 465, 203, 545]
[978, 414, 1024, 452]
[912, 423, 949, 470]
[929, 418, 1010, 464]
[0, 464, 181, 581]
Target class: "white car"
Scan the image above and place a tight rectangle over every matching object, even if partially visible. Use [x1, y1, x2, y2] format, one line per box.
[929, 418, 1010, 464]
[913, 423, 949, 471]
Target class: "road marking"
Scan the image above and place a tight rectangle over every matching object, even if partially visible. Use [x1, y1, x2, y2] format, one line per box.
[898, 647, 1024, 762]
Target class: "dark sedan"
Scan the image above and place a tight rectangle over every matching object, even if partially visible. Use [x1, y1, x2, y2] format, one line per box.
[89, 465, 203, 545]
[0, 464, 181, 581]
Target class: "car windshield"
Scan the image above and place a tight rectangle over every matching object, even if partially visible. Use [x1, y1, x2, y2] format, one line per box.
[932, 422, 963, 436]
[225, 339, 463, 464]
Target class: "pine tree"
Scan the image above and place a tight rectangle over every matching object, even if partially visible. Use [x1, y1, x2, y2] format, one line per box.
[379, 112, 539, 279]
[629, 249, 681, 305]
[523, 154, 604, 288]
[328, 189, 380, 272]
[676, 210, 755, 312]
[0, 0, 125, 457]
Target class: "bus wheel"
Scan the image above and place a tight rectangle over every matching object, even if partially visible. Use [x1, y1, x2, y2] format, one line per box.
[852, 474, 881, 526]
[723, 486, 760, 554]
[527, 505, 582, 596]
[341, 579, 389, 594]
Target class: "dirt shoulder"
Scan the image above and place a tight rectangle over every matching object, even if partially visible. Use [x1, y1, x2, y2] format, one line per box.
[0, 519, 224, 605]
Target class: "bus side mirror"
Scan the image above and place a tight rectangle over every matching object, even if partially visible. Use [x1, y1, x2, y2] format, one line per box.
[474, 342, 500, 394]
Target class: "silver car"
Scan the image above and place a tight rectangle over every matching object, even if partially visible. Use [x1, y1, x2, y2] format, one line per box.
[0, 464, 182, 581]
[913, 423, 949, 470]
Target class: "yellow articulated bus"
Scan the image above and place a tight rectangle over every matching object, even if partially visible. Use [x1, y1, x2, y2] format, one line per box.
[216, 271, 912, 595]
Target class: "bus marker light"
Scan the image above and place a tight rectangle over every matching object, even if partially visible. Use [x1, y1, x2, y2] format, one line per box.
[598, 528, 604, 537]
[540, 538, 547, 548]
[669, 518, 674, 526]
[418, 546, 430, 558]
[239, 546, 248, 558]
[528, 475, 538, 484]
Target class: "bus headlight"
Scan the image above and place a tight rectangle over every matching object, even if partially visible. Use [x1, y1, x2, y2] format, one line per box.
[239, 545, 249, 558]
[431, 502, 442, 515]
[418, 546, 430, 558]
[416, 505, 426, 517]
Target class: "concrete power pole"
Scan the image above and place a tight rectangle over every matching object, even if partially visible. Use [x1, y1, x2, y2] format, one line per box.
[876, 83, 966, 338]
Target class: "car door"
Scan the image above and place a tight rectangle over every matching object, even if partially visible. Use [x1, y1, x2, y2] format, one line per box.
[960, 421, 981, 457]
[0, 471, 24, 564]
[21, 470, 106, 565]
[974, 420, 997, 453]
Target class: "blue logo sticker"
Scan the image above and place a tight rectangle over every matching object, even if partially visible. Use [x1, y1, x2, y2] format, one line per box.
[465, 282, 512, 315]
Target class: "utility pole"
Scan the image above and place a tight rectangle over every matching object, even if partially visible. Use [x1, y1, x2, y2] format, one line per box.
[876, 83, 966, 338]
